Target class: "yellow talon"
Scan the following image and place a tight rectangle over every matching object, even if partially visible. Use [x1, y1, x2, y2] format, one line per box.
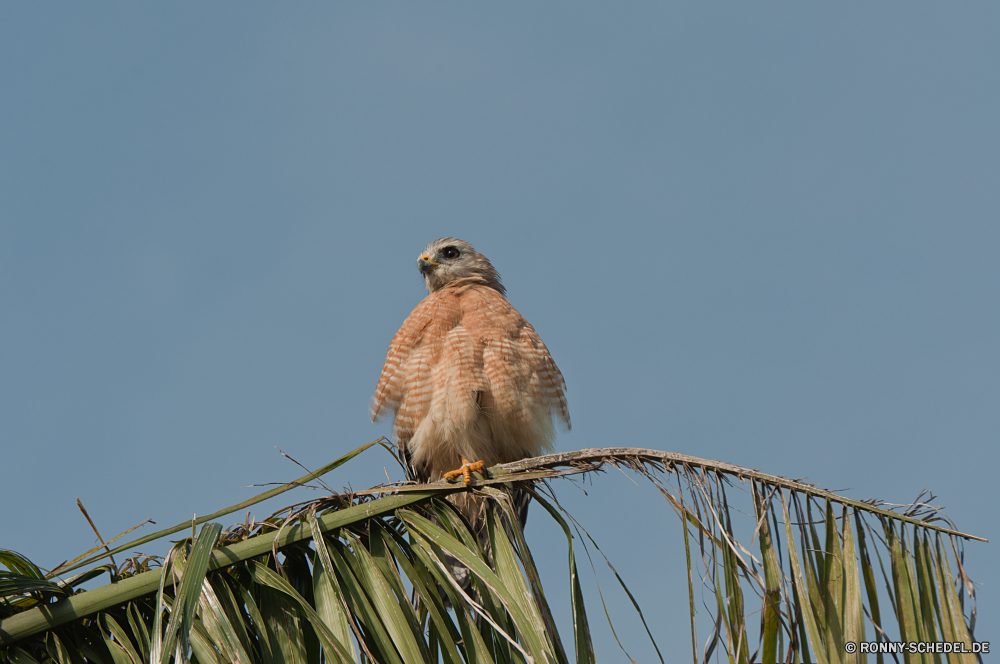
[443, 457, 485, 486]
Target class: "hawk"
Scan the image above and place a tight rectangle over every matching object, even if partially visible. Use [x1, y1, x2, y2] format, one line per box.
[370, 238, 570, 521]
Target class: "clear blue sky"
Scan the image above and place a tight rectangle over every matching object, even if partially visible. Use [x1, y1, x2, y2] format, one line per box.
[2, 3, 997, 658]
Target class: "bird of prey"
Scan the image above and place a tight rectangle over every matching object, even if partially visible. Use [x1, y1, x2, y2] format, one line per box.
[370, 237, 570, 525]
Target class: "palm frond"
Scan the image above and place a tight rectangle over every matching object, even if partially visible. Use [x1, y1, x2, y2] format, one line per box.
[0, 444, 984, 663]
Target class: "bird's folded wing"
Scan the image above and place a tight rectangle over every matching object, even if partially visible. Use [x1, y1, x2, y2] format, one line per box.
[369, 291, 460, 422]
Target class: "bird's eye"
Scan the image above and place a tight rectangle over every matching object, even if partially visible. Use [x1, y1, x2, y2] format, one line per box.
[441, 246, 460, 260]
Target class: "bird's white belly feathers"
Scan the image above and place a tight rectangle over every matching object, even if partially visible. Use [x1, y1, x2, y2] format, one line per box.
[407, 367, 556, 481]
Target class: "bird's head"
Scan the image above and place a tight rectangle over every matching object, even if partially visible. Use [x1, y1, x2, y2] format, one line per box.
[417, 238, 505, 296]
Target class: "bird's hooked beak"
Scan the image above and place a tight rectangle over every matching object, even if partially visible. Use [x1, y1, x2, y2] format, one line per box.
[418, 254, 439, 275]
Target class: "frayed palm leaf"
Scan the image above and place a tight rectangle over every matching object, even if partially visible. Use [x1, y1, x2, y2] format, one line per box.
[0, 443, 984, 663]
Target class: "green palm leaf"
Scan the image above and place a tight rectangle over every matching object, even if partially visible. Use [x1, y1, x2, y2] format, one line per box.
[0, 445, 984, 663]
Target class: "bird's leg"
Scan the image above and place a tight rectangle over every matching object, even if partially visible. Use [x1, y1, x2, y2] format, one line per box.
[443, 456, 486, 487]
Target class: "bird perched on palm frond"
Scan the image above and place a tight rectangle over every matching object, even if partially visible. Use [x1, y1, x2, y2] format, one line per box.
[370, 237, 570, 535]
